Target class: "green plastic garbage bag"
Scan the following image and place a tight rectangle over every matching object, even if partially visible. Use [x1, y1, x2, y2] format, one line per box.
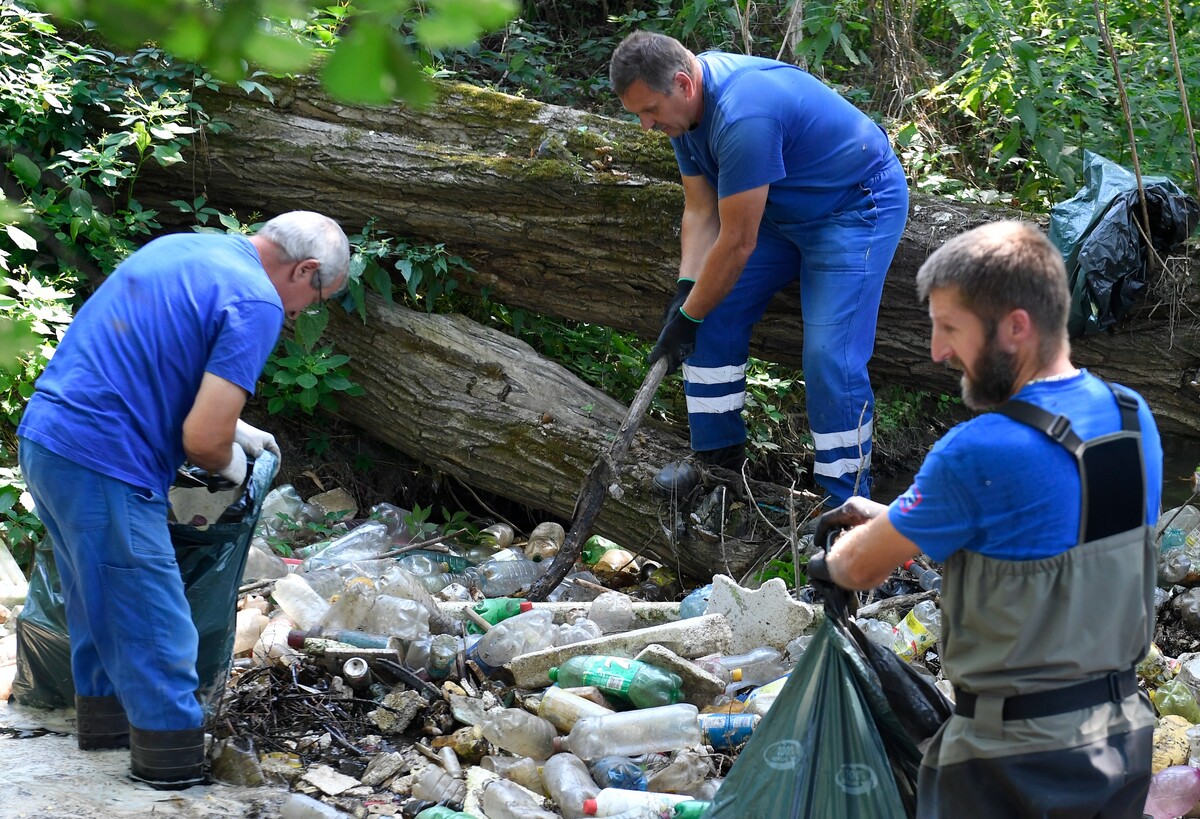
[705, 586, 925, 819]
[1049, 151, 1199, 338]
[11, 451, 278, 715]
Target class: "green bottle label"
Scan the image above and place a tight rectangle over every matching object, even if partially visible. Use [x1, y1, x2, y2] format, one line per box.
[578, 656, 638, 697]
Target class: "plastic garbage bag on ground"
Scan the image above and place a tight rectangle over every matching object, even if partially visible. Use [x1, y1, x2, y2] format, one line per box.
[1049, 150, 1199, 338]
[11, 452, 278, 714]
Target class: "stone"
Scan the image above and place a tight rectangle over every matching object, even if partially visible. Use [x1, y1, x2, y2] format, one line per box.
[302, 764, 361, 796]
[308, 488, 358, 521]
[368, 689, 425, 734]
[361, 751, 407, 787]
[449, 693, 488, 726]
[634, 644, 726, 707]
[706, 573, 816, 653]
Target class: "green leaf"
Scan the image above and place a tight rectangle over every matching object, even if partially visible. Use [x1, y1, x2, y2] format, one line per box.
[4, 225, 37, 251]
[244, 28, 313, 73]
[1016, 97, 1037, 138]
[415, 0, 517, 48]
[294, 309, 328, 351]
[322, 24, 432, 106]
[9, 154, 41, 189]
[296, 373, 318, 389]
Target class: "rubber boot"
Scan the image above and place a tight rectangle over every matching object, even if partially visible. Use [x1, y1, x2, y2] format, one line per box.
[130, 726, 207, 790]
[75, 695, 130, 751]
[652, 443, 746, 497]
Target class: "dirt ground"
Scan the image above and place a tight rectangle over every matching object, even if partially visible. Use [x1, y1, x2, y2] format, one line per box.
[0, 701, 286, 819]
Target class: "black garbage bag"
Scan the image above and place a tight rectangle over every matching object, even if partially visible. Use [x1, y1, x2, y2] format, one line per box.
[705, 584, 932, 818]
[11, 451, 278, 716]
[1049, 150, 1200, 338]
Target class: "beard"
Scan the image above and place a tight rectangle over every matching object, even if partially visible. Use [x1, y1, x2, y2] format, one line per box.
[959, 337, 1018, 410]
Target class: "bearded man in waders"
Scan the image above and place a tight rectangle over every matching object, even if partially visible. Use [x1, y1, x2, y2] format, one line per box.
[808, 220, 1161, 818]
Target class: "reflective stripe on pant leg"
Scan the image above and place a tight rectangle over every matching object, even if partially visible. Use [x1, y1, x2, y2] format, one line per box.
[684, 226, 800, 452]
[18, 439, 201, 731]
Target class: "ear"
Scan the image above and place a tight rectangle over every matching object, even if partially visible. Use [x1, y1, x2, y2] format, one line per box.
[674, 70, 694, 98]
[1000, 308, 1033, 351]
[293, 259, 319, 283]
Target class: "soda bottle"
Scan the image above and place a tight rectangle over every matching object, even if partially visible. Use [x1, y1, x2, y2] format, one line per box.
[582, 788, 690, 816]
[467, 558, 542, 597]
[480, 777, 560, 819]
[588, 591, 634, 634]
[480, 755, 544, 794]
[582, 535, 620, 566]
[542, 752, 600, 819]
[698, 712, 760, 751]
[466, 597, 533, 634]
[1143, 765, 1200, 819]
[410, 763, 465, 804]
[271, 574, 330, 631]
[476, 609, 557, 667]
[414, 808, 480, 819]
[480, 707, 558, 759]
[589, 756, 648, 791]
[893, 599, 942, 662]
[549, 656, 683, 709]
[525, 521, 566, 562]
[902, 559, 942, 592]
[673, 802, 712, 819]
[537, 686, 614, 733]
[558, 704, 702, 760]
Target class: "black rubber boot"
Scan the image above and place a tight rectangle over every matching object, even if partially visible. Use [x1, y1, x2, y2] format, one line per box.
[652, 443, 747, 497]
[130, 726, 207, 790]
[75, 695, 130, 751]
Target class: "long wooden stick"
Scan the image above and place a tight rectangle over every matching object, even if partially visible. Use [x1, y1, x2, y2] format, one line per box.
[526, 357, 670, 600]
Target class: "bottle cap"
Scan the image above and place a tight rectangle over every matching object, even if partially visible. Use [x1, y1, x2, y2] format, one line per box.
[731, 668, 743, 682]
[286, 629, 309, 649]
[548, 667, 559, 682]
[582, 798, 599, 815]
[519, 601, 534, 612]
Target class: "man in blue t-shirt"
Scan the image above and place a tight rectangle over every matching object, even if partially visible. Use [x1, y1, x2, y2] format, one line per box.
[609, 31, 909, 507]
[811, 221, 1160, 818]
[17, 211, 349, 789]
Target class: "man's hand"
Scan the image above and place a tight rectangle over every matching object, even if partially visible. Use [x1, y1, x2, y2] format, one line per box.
[234, 419, 281, 461]
[814, 496, 888, 552]
[649, 308, 701, 374]
[663, 278, 696, 323]
[216, 442, 248, 486]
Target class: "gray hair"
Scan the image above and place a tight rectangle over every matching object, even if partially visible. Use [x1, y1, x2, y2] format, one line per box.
[610, 31, 694, 97]
[916, 220, 1069, 361]
[257, 211, 350, 295]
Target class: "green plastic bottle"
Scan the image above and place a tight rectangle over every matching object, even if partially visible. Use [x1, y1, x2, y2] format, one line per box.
[674, 801, 713, 819]
[465, 597, 532, 634]
[582, 534, 620, 566]
[549, 655, 683, 709]
[414, 807, 480, 819]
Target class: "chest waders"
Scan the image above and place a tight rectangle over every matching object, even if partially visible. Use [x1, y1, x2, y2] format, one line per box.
[916, 384, 1157, 819]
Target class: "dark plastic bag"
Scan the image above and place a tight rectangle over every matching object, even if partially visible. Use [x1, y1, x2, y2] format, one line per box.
[11, 452, 278, 715]
[705, 585, 926, 818]
[1049, 151, 1200, 338]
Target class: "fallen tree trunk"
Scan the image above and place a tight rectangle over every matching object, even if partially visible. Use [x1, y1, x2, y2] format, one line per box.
[325, 293, 817, 581]
[137, 75, 1200, 438]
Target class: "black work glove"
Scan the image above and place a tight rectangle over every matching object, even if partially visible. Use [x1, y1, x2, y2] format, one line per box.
[649, 307, 701, 374]
[813, 497, 888, 553]
[663, 278, 696, 323]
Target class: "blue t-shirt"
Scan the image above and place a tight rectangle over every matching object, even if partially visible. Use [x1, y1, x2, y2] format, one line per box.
[670, 52, 896, 221]
[888, 371, 1163, 562]
[19, 233, 284, 494]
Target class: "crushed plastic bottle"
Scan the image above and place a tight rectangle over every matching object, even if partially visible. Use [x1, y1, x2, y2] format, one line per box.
[557, 617, 604, 646]
[480, 777, 560, 819]
[550, 656, 684, 709]
[714, 647, 790, 694]
[1153, 678, 1200, 723]
[588, 591, 634, 634]
[1175, 588, 1200, 630]
[1143, 764, 1200, 819]
[537, 686, 614, 733]
[301, 522, 391, 571]
[589, 756, 648, 791]
[481, 707, 558, 760]
[558, 704, 702, 760]
[644, 748, 714, 794]
[525, 521, 566, 562]
[410, 763, 465, 804]
[475, 608, 557, 667]
[678, 585, 712, 619]
[542, 752, 600, 818]
[465, 597, 532, 634]
[257, 484, 305, 536]
[481, 755, 545, 794]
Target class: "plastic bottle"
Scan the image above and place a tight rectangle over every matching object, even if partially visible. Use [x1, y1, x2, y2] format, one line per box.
[542, 752, 600, 818]
[557, 618, 604, 646]
[376, 563, 456, 635]
[480, 755, 544, 794]
[279, 792, 348, 819]
[678, 585, 711, 619]
[360, 593, 430, 641]
[537, 686, 614, 732]
[481, 523, 515, 550]
[481, 707, 558, 759]
[698, 712, 760, 751]
[588, 591, 634, 634]
[1175, 588, 1200, 630]
[582, 788, 690, 816]
[466, 558, 543, 597]
[857, 618, 897, 648]
[480, 777, 559, 819]
[427, 633, 460, 680]
[466, 598, 533, 634]
[716, 647, 789, 694]
[1157, 505, 1200, 546]
[318, 577, 377, 631]
[410, 763, 466, 804]
[252, 615, 300, 666]
[582, 535, 621, 566]
[593, 548, 639, 578]
[1153, 678, 1200, 723]
[234, 608, 268, 655]
[525, 521, 566, 562]
[743, 673, 790, 716]
[1144, 765, 1200, 819]
[673, 801, 712, 819]
[589, 756, 648, 791]
[550, 656, 684, 709]
[893, 600, 942, 662]
[272, 574, 331, 631]
[1161, 551, 1198, 586]
[558, 704, 702, 760]
[414, 808, 480, 819]
[476, 608, 557, 667]
[644, 748, 714, 794]
[903, 559, 942, 592]
[257, 484, 305, 535]
[301, 522, 391, 570]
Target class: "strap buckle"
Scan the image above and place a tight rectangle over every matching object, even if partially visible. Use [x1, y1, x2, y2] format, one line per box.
[1046, 414, 1072, 443]
[1108, 669, 1136, 703]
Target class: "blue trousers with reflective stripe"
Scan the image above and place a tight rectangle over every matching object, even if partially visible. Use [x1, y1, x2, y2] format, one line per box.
[682, 159, 908, 506]
[19, 438, 203, 731]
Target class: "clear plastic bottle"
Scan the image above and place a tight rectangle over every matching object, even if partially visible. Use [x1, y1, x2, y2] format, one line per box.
[902, 559, 942, 592]
[301, 522, 391, 570]
[550, 656, 684, 709]
[367, 502, 412, 540]
[588, 592, 634, 634]
[678, 585, 712, 619]
[892, 600, 942, 662]
[1157, 505, 1200, 547]
[360, 593, 430, 641]
[257, 484, 305, 536]
[481, 522, 515, 550]
[480, 777, 560, 819]
[377, 563, 456, 635]
[582, 788, 690, 816]
[470, 557, 543, 597]
[1175, 588, 1200, 630]
[644, 748, 714, 795]
[318, 577, 377, 631]
[427, 633, 460, 680]
[557, 618, 604, 646]
[589, 756, 648, 791]
[481, 707, 558, 759]
[1143, 765, 1200, 819]
[717, 647, 789, 694]
[476, 609, 557, 667]
[857, 618, 897, 648]
[272, 574, 331, 631]
[743, 673, 790, 716]
[593, 548, 639, 578]
[410, 763, 465, 804]
[480, 755, 544, 794]
[559, 704, 702, 760]
[1161, 551, 1197, 586]
[537, 686, 614, 732]
[525, 521, 566, 563]
[542, 752, 600, 819]
[252, 615, 299, 667]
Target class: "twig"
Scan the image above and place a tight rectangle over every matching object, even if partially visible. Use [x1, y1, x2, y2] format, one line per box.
[238, 579, 275, 597]
[855, 589, 937, 619]
[1163, 0, 1200, 205]
[383, 528, 467, 557]
[463, 607, 492, 633]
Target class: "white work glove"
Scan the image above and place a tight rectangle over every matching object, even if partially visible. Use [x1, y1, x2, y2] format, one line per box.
[216, 442, 248, 486]
[234, 419, 281, 461]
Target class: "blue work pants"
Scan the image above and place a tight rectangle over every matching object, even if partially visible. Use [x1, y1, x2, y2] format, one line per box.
[682, 159, 909, 506]
[19, 438, 203, 731]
